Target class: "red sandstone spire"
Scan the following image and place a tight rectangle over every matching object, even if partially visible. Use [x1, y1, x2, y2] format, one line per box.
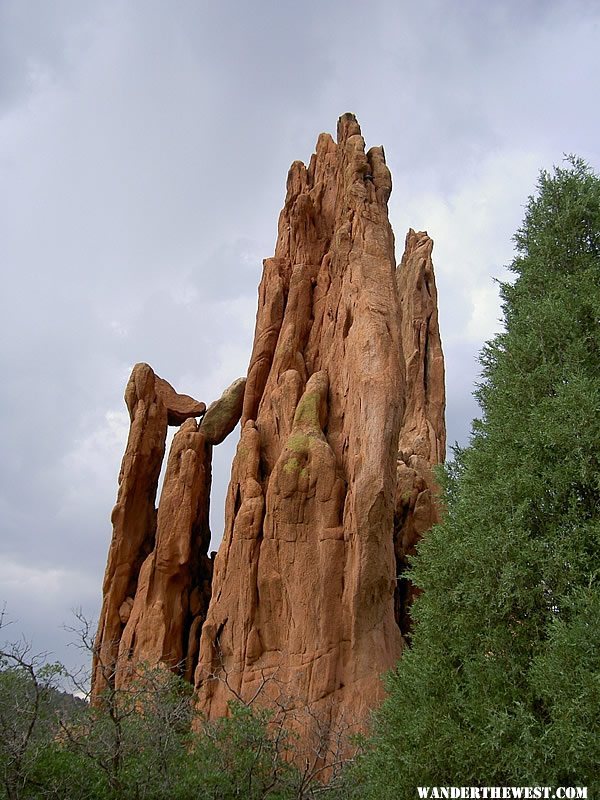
[92, 116, 446, 749]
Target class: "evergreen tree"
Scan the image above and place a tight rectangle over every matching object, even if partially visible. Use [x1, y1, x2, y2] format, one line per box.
[357, 158, 600, 795]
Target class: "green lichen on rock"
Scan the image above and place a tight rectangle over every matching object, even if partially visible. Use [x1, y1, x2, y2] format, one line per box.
[283, 456, 302, 475]
[293, 389, 321, 430]
[290, 371, 329, 440]
[200, 377, 246, 445]
[287, 431, 310, 453]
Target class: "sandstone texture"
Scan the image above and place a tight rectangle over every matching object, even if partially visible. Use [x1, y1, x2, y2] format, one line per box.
[200, 377, 246, 445]
[394, 230, 446, 634]
[93, 115, 446, 745]
[115, 417, 213, 686]
[195, 113, 430, 735]
[154, 375, 206, 426]
[92, 365, 240, 697]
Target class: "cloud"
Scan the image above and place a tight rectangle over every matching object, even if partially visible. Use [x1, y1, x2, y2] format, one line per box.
[388, 147, 544, 450]
[0, 560, 92, 601]
[398, 149, 542, 339]
[0, 556, 99, 674]
[59, 409, 129, 519]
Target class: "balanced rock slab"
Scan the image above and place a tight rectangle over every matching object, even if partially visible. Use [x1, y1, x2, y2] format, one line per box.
[200, 377, 246, 445]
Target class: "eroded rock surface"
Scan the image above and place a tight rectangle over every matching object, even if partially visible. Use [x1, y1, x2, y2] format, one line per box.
[92, 116, 446, 748]
[92, 364, 211, 697]
[155, 375, 206, 426]
[394, 229, 446, 635]
[200, 377, 246, 445]
[116, 417, 213, 687]
[195, 113, 407, 734]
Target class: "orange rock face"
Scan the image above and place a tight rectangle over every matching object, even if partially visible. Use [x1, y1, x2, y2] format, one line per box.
[115, 417, 213, 687]
[92, 364, 216, 697]
[154, 375, 206, 426]
[194, 114, 431, 735]
[93, 115, 446, 744]
[394, 230, 446, 635]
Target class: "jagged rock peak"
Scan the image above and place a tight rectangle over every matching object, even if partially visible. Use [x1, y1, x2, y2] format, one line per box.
[195, 113, 406, 739]
[92, 116, 447, 757]
[397, 229, 446, 464]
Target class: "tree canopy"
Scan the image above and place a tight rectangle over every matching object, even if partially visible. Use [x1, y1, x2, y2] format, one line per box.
[356, 157, 600, 796]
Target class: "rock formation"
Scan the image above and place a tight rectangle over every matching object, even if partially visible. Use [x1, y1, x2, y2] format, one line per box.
[93, 114, 446, 745]
[394, 229, 446, 635]
[201, 377, 246, 445]
[92, 364, 242, 696]
[114, 416, 213, 686]
[194, 114, 445, 739]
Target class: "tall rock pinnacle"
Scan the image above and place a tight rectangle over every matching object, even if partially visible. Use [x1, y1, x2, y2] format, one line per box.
[194, 113, 444, 735]
[91, 365, 242, 697]
[92, 115, 446, 745]
[394, 229, 446, 635]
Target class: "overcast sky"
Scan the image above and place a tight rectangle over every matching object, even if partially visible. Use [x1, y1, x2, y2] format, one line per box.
[1, 0, 599, 672]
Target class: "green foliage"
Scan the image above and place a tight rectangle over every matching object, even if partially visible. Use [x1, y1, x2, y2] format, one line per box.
[356, 158, 600, 796]
[187, 701, 296, 799]
[0, 643, 350, 799]
[0, 647, 67, 800]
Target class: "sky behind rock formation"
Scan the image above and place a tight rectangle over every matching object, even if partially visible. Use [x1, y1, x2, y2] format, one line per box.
[1, 0, 599, 671]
